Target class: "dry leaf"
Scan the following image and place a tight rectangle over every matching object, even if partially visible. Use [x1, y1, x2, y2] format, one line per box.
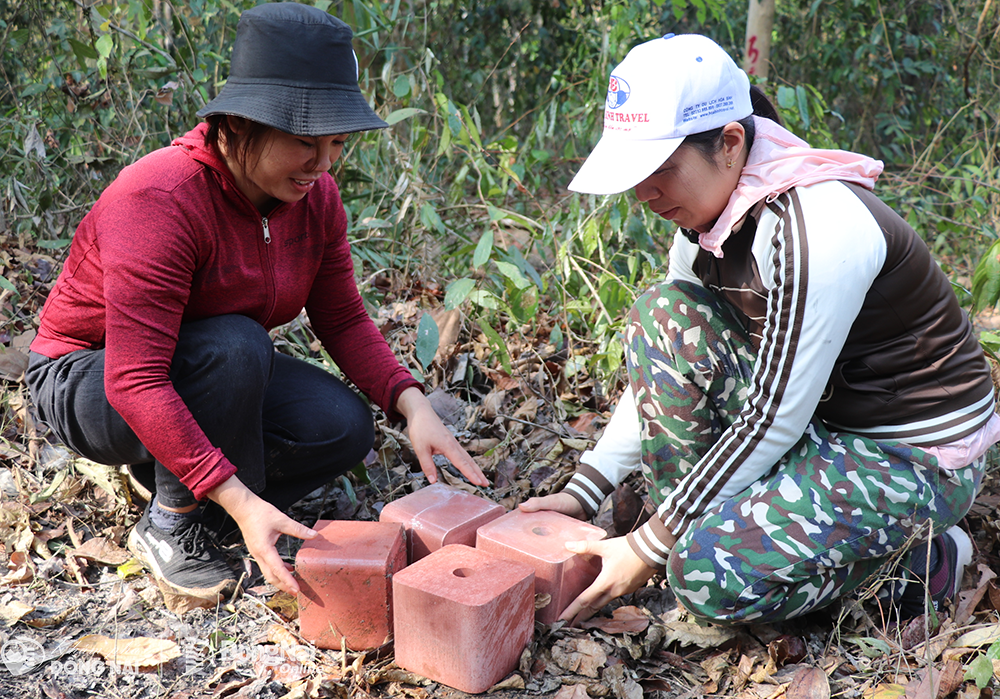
[955, 563, 998, 626]
[71, 536, 130, 566]
[553, 685, 590, 699]
[953, 624, 1000, 648]
[787, 666, 830, 699]
[425, 388, 466, 427]
[481, 390, 507, 420]
[579, 605, 650, 634]
[733, 653, 755, 688]
[266, 592, 299, 621]
[24, 606, 75, 628]
[156, 578, 228, 614]
[701, 652, 731, 685]
[0, 347, 28, 381]
[903, 660, 964, 699]
[1, 551, 34, 585]
[769, 635, 808, 666]
[0, 599, 34, 626]
[364, 665, 427, 686]
[511, 396, 538, 422]
[661, 607, 738, 648]
[267, 624, 305, 650]
[487, 673, 525, 691]
[987, 581, 1000, 612]
[74, 634, 181, 668]
[567, 412, 599, 436]
[430, 308, 463, 363]
[550, 637, 607, 678]
[463, 438, 500, 455]
[611, 484, 646, 536]
[864, 684, 907, 699]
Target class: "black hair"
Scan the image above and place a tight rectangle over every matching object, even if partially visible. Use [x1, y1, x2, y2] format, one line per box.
[681, 85, 782, 163]
[203, 115, 274, 175]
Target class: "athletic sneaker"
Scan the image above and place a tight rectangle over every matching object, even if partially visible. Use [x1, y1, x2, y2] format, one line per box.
[127, 504, 239, 601]
[897, 525, 973, 619]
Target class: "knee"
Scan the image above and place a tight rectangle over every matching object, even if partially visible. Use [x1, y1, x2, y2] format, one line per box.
[173, 315, 274, 383]
[292, 377, 375, 457]
[341, 393, 375, 459]
[626, 281, 706, 344]
[667, 534, 746, 624]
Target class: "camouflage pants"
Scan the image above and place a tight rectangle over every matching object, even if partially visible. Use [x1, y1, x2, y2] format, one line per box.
[625, 280, 983, 624]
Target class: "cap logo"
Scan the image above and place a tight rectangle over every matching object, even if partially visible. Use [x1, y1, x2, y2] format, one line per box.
[606, 75, 630, 110]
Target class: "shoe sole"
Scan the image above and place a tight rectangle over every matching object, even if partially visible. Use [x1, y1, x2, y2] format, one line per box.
[945, 524, 973, 597]
[124, 465, 155, 505]
[127, 526, 238, 602]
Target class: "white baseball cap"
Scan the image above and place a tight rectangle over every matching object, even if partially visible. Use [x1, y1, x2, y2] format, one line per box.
[568, 34, 753, 195]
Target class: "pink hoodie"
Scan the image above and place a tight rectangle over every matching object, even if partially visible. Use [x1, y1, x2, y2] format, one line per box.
[700, 116, 884, 257]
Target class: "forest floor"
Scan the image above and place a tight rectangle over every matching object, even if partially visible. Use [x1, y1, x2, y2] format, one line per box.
[3, 235, 1000, 699]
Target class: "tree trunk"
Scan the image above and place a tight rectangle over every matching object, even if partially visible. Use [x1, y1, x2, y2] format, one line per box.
[744, 0, 776, 78]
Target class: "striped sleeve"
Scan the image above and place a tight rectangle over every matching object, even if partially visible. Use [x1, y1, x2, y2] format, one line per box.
[564, 385, 642, 516]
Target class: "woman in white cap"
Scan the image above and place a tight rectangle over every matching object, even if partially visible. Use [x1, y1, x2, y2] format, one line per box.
[522, 33, 999, 625]
[26, 3, 487, 606]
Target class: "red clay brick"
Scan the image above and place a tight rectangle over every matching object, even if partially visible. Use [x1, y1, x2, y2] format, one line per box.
[476, 509, 606, 624]
[295, 520, 406, 651]
[379, 483, 505, 562]
[392, 544, 535, 694]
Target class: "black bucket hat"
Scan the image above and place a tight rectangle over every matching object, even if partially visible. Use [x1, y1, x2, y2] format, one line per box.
[196, 3, 388, 136]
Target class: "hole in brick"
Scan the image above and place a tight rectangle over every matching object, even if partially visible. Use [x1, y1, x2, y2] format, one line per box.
[452, 568, 474, 578]
[531, 526, 550, 536]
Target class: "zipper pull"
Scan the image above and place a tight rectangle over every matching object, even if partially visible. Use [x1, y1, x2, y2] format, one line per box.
[262, 217, 271, 244]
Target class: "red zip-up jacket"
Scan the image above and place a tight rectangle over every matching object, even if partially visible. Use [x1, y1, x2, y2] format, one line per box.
[31, 124, 420, 499]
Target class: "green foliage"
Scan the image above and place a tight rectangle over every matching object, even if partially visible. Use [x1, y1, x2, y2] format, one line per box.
[965, 639, 1000, 689]
[415, 312, 440, 371]
[2, 0, 999, 383]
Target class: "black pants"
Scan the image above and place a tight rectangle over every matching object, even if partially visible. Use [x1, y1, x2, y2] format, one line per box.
[26, 315, 374, 512]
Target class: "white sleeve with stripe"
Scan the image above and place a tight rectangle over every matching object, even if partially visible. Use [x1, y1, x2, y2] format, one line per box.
[563, 231, 703, 515]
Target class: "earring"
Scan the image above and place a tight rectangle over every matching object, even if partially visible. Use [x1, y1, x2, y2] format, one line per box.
[727, 161, 733, 169]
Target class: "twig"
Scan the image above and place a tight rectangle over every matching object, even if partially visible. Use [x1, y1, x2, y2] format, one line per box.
[106, 22, 176, 66]
[63, 515, 90, 590]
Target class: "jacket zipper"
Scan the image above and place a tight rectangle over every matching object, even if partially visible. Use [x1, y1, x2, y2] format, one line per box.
[262, 217, 271, 244]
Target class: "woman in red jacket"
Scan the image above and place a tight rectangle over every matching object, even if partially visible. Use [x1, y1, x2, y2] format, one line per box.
[26, 3, 486, 605]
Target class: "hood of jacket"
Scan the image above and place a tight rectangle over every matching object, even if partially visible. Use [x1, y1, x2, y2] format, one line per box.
[699, 116, 884, 258]
[171, 122, 236, 183]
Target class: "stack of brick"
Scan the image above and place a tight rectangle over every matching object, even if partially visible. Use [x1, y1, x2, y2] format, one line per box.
[294, 483, 607, 692]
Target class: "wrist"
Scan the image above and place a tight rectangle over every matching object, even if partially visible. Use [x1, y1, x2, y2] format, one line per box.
[206, 475, 254, 521]
[395, 386, 428, 422]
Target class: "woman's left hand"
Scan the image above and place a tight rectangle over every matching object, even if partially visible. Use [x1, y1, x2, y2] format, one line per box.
[396, 387, 489, 487]
[558, 535, 659, 626]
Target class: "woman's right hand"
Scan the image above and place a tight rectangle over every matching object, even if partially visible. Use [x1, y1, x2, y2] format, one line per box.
[518, 492, 586, 520]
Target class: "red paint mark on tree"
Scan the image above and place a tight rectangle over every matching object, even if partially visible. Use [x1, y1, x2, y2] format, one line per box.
[747, 35, 760, 75]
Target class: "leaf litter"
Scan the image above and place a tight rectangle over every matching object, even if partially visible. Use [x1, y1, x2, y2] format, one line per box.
[1, 256, 1000, 698]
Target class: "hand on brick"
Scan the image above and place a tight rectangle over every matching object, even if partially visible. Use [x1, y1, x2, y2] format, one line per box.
[518, 493, 586, 520]
[558, 536, 657, 626]
[396, 386, 489, 487]
[208, 475, 317, 595]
